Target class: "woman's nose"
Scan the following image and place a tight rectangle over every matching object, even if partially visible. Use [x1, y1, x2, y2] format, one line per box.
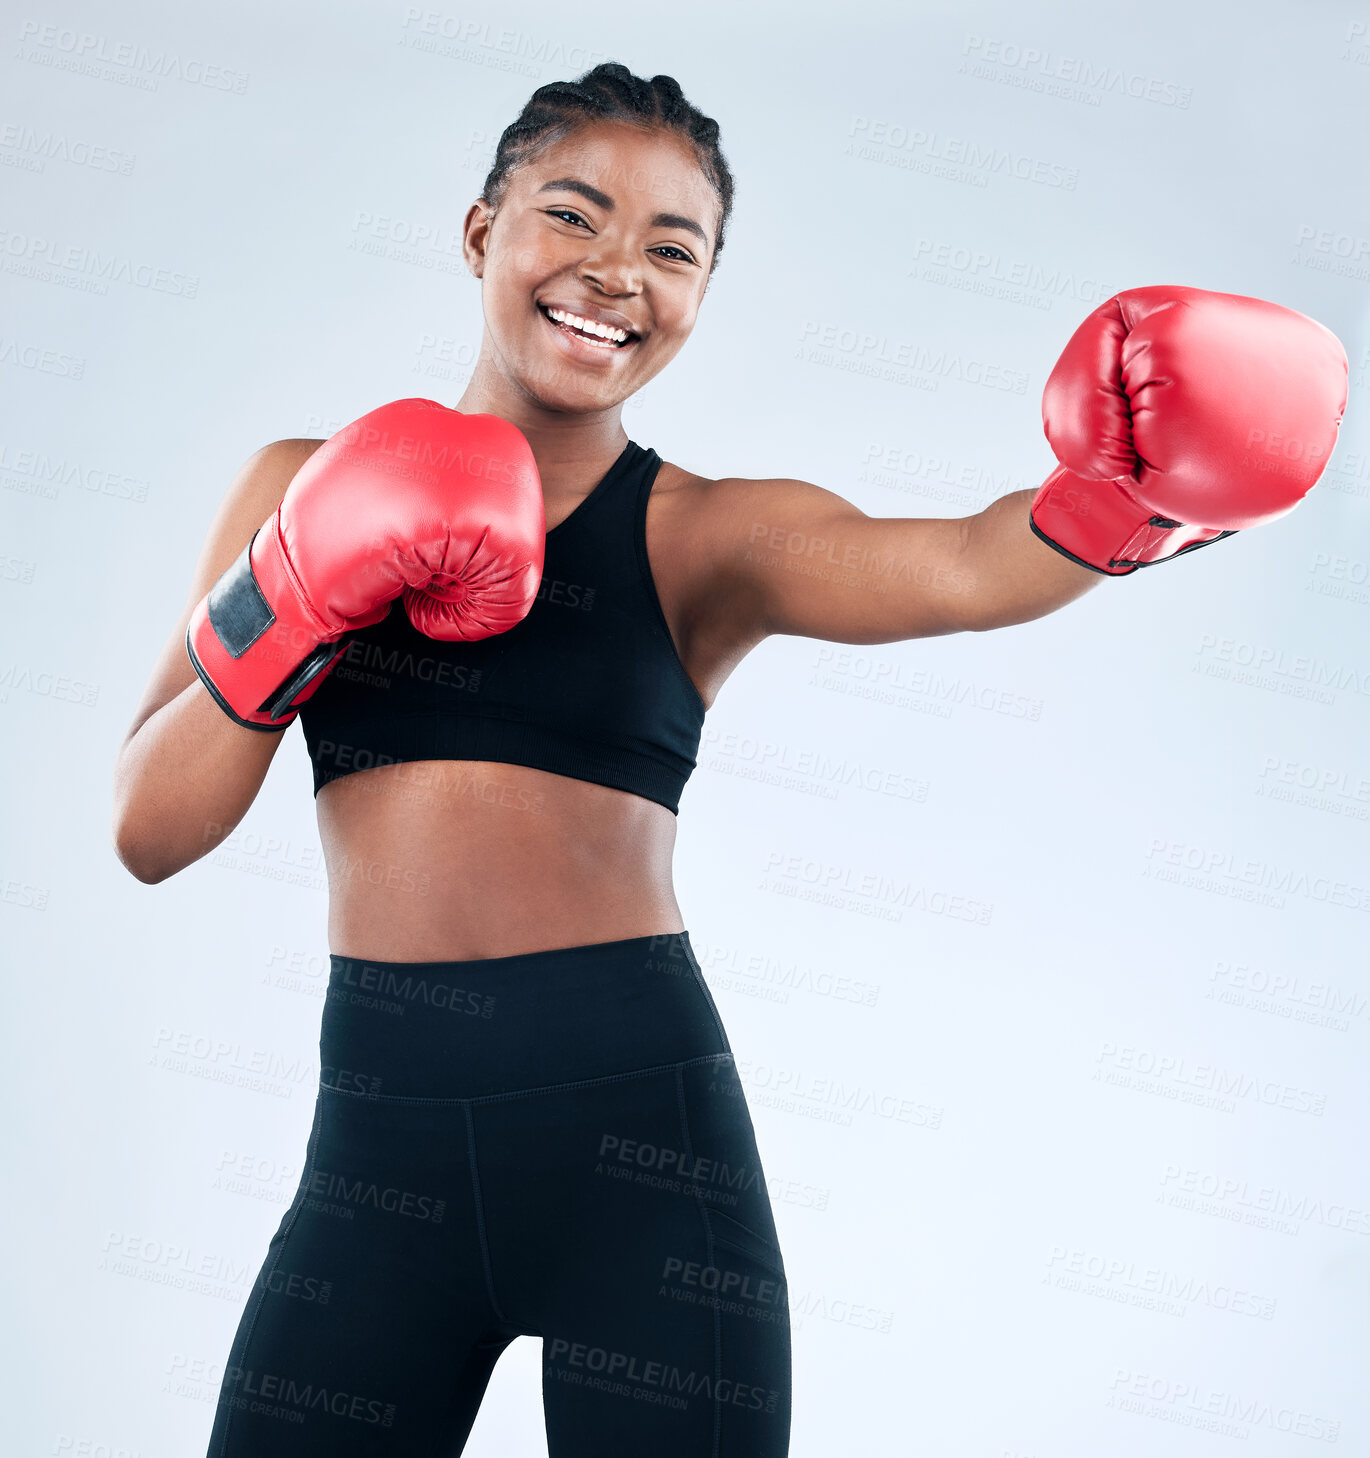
[577, 241, 643, 296]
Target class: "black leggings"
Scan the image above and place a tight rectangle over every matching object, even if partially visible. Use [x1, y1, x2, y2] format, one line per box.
[206, 931, 792, 1456]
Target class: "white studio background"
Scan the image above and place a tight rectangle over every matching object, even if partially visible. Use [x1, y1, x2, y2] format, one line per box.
[3, 1, 1368, 1454]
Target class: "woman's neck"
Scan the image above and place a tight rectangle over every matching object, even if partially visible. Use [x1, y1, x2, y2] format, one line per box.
[455, 353, 631, 499]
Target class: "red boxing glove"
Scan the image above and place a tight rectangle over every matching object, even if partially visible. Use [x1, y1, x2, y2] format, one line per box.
[1029, 286, 1349, 575]
[186, 399, 545, 729]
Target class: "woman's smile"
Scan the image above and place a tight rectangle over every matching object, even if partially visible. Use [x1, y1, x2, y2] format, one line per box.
[536, 300, 643, 360]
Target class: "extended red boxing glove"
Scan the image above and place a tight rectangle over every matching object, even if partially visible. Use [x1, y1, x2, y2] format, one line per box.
[186, 399, 545, 729]
[1029, 286, 1349, 575]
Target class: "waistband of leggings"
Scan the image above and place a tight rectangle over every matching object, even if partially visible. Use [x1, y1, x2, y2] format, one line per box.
[319, 930, 731, 1100]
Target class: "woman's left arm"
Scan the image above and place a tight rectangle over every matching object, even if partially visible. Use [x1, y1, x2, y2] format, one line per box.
[699, 475, 1098, 645]
[705, 285, 1348, 648]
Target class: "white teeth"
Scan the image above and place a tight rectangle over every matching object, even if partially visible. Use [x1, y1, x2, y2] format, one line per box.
[545, 306, 630, 344]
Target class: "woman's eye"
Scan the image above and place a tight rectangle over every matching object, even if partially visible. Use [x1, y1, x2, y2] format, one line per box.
[543, 210, 694, 265]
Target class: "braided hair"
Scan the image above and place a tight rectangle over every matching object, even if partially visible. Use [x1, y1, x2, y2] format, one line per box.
[480, 62, 735, 271]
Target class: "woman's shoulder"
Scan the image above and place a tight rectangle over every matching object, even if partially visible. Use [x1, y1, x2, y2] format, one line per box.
[651, 457, 745, 538]
[653, 456, 779, 509]
[254, 435, 326, 487]
[218, 437, 327, 523]
[653, 456, 847, 532]
[648, 457, 829, 592]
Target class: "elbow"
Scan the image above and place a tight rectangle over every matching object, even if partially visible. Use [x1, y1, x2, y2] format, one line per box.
[960, 602, 1023, 633]
[111, 751, 180, 884]
[111, 825, 174, 884]
[110, 799, 181, 884]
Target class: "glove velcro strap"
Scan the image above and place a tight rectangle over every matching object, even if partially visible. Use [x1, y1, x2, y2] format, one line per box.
[261, 637, 353, 719]
[186, 525, 340, 728]
[1030, 466, 1237, 574]
[1112, 517, 1237, 569]
[206, 539, 276, 657]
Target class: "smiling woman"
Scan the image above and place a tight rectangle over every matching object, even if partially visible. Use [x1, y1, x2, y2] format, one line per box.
[113, 62, 797, 1458]
[462, 86, 729, 415]
[111, 52, 1348, 1458]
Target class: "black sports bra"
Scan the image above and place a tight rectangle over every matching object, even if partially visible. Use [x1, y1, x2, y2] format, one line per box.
[297, 440, 707, 815]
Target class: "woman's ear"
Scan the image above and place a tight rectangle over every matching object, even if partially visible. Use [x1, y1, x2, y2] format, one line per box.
[462, 199, 493, 279]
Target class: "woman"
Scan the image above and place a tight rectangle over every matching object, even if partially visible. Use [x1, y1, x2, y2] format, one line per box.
[111, 62, 1345, 1458]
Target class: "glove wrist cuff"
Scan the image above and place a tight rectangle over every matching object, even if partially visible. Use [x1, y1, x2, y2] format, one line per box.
[1029, 465, 1235, 573]
[185, 525, 343, 726]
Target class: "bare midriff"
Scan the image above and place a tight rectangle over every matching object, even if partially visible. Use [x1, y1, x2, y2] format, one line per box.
[317, 757, 685, 963]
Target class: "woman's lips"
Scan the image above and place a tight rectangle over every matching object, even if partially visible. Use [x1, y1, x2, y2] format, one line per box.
[537, 303, 639, 356]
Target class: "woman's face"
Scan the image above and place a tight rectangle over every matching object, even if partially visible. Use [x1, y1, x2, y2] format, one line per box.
[463, 120, 720, 414]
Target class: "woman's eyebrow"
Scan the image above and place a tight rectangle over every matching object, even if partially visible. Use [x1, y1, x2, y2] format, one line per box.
[651, 212, 708, 246]
[536, 177, 614, 209]
[536, 177, 708, 246]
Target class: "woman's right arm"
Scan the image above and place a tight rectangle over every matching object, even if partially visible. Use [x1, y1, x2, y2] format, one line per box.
[111, 437, 324, 884]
